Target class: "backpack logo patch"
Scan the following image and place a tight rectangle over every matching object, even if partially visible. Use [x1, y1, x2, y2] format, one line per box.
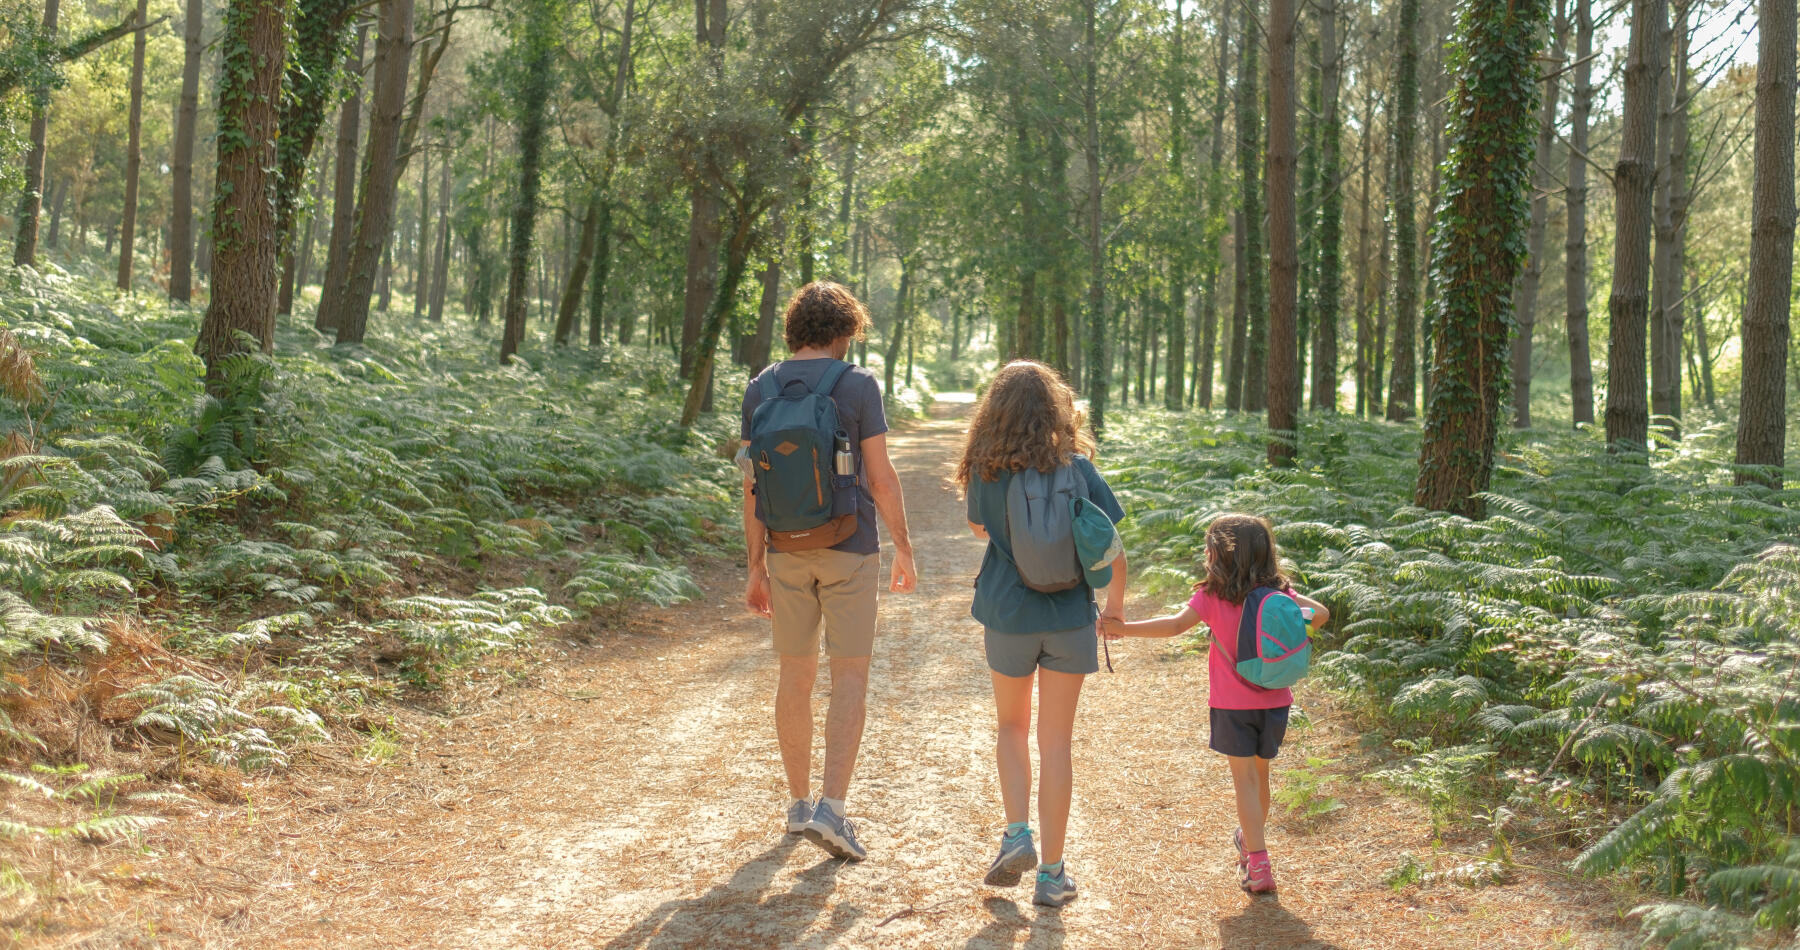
[774, 440, 800, 456]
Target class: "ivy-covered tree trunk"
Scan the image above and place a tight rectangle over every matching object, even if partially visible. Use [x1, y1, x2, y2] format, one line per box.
[1310, 0, 1343, 412]
[195, 0, 286, 385]
[1266, 0, 1299, 466]
[13, 0, 59, 267]
[168, 0, 202, 300]
[1650, 0, 1690, 435]
[115, 0, 149, 291]
[324, 0, 413, 342]
[1414, 0, 1547, 516]
[498, 0, 558, 365]
[275, 0, 357, 264]
[1509, 5, 1565, 428]
[1733, 0, 1794, 487]
[1564, 0, 1595, 426]
[1603, 0, 1668, 453]
[315, 26, 365, 332]
[587, 0, 636, 347]
[1385, 0, 1421, 421]
[681, 205, 760, 427]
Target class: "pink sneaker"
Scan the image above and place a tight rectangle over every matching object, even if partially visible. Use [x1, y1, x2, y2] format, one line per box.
[1241, 850, 1277, 893]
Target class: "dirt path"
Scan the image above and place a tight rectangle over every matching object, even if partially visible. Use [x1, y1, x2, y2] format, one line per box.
[60, 401, 1629, 948]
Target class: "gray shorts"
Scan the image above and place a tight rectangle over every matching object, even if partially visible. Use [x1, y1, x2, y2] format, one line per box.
[984, 625, 1100, 678]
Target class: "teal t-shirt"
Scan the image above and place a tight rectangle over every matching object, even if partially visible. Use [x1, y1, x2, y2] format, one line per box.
[967, 456, 1125, 634]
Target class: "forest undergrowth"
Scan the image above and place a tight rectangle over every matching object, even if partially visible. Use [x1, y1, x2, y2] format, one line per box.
[0, 262, 743, 909]
[1105, 407, 1800, 948]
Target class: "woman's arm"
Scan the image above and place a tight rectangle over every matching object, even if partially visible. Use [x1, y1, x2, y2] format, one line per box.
[1102, 605, 1201, 640]
[1291, 591, 1330, 629]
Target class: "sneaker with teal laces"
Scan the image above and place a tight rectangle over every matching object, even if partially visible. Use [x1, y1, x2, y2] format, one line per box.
[1033, 867, 1078, 907]
[801, 798, 867, 861]
[785, 799, 813, 835]
[983, 828, 1038, 886]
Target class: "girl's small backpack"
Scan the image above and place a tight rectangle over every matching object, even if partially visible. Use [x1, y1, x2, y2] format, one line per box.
[1219, 587, 1313, 689]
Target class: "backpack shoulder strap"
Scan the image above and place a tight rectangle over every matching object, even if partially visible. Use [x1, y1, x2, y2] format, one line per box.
[758, 362, 784, 400]
[814, 360, 853, 397]
[1223, 587, 1274, 660]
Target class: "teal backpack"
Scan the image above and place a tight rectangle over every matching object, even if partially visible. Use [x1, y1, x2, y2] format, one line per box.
[1219, 587, 1314, 690]
[747, 362, 860, 552]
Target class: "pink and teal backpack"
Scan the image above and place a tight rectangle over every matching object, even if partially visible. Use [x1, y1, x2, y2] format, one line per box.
[1217, 587, 1314, 690]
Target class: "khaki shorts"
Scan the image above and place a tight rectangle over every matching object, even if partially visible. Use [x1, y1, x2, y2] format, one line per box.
[767, 549, 879, 658]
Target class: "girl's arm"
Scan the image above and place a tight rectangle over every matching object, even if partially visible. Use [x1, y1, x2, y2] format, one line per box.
[1291, 591, 1331, 629]
[1102, 605, 1201, 640]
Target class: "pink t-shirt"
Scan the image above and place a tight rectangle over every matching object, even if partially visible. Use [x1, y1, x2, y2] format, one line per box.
[1189, 589, 1295, 710]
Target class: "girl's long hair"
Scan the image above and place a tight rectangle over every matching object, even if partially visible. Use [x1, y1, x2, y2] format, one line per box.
[1199, 514, 1291, 605]
[955, 360, 1097, 487]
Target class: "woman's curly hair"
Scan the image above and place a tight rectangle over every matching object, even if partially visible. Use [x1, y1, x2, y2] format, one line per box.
[1198, 514, 1292, 605]
[955, 360, 1097, 486]
[783, 281, 871, 352]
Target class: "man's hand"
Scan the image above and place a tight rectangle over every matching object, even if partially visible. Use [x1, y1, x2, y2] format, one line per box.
[889, 549, 918, 594]
[746, 567, 773, 618]
[1099, 616, 1126, 641]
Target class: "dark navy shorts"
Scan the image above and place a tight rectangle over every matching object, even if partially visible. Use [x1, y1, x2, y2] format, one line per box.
[1209, 706, 1291, 759]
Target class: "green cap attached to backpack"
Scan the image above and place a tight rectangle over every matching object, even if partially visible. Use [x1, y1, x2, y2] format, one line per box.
[1071, 496, 1123, 590]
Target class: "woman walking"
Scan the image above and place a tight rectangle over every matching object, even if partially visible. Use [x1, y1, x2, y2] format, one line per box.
[957, 360, 1127, 907]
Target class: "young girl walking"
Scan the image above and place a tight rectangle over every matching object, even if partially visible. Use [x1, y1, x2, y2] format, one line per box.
[958, 361, 1127, 908]
[1102, 514, 1328, 893]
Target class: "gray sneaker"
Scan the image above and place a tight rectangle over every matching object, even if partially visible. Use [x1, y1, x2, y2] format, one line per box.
[983, 829, 1038, 886]
[1033, 868, 1078, 907]
[800, 799, 867, 861]
[785, 799, 813, 835]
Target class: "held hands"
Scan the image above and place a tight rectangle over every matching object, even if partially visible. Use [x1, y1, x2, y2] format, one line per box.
[1099, 616, 1128, 641]
[745, 567, 773, 619]
[890, 549, 918, 594]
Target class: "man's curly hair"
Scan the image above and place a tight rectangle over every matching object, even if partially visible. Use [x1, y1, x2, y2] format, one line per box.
[784, 281, 871, 352]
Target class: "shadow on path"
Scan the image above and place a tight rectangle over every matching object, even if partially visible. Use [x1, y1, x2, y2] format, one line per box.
[960, 895, 1066, 950]
[603, 838, 860, 949]
[1217, 896, 1346, 949]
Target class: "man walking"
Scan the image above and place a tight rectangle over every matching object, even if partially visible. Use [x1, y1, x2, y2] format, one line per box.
[741, 281, 916, 862]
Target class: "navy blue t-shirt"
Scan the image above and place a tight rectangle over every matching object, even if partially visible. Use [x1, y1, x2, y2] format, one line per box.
[741, 359, 888, 556]
[966, 456, 1125, 633]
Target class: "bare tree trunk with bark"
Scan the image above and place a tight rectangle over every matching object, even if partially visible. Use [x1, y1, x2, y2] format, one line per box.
[1603, 0, 1668, 453]
[1266, 0, 1299, 464]
[328, 0, 414, 344]
[315, 27, 366, 332]
[116, 0, 150, 290]
[1733, 0, 1794, 486]
[1564, 0, 1596, 426]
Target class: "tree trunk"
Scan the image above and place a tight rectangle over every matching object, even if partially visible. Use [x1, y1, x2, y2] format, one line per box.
[1415, 0, 1549, 515]
[679, 0, 727, 378]
[1565, 0, 1595, 426]
[1385, 0, 1421, 421]
[429, 152, 451, 322]
[1510, 5, 1566, 428]
[1311, 0, 1344, 412]
[555, 194, 603, 344]
[316, 26, 366, 332]
[195, 0, 285, 385]
[1603, 0, 1668, 453]
[1693, 276, 1714, 407]
[1082, 0, 1109, 436]
[295, 165, 326, 295]
[1733, 0, 1795, 486]
[171, 2, 201, 296]
[13, 0, 60, 267]
[885, 259, 914, 397]
[1353, 84, 1375, 416]
[1650, 0, 1690, 435]
[499, 0, 557, 364]
[414, 147, 430, 319]
[1237, 0, 1266, 414]
[1164, 0, 1190, 409]
[681, 209, 758, 427]
[275, 0, 357, 265]
[116, 0, 150, 290]
[1266, 0, 1300, 465]
[329, 0, 414, 344]
[1227, 209, 1248, 411]
[748, 244, 782, 373]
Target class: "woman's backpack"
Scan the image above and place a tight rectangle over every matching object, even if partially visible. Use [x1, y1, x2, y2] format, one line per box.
[1220, 587, 1314, 689]
[747, 362, 859, 552]
[1004, 462, 1091, 593]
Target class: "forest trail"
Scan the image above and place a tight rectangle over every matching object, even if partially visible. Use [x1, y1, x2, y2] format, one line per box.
[82, 400, 1627, 949]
